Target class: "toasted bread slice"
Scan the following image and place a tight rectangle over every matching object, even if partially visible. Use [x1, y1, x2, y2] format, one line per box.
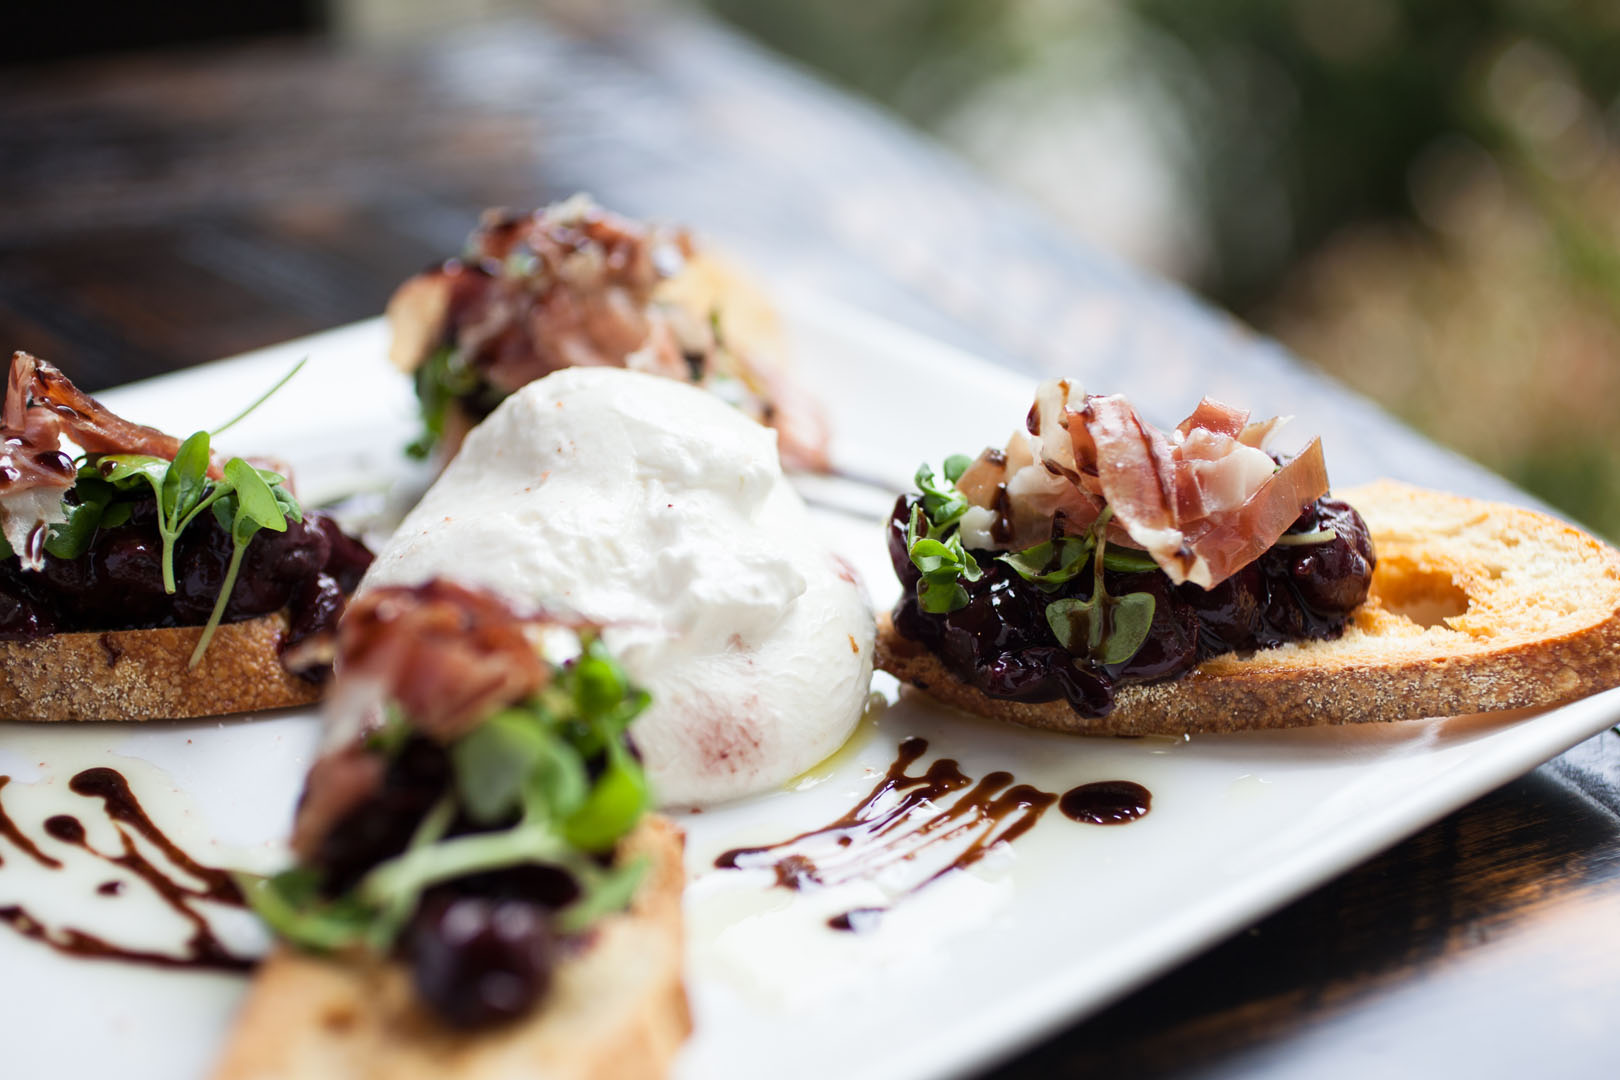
[877, 480, 1620, 735]
[213, 816, 690, 1080]
[0, 611, 321, 723]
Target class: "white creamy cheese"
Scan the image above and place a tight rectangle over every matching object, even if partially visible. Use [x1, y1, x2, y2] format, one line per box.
[364, 367, 874, 807]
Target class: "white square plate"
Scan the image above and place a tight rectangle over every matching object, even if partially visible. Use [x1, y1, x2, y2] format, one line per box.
[2, 293, 1615, 1080]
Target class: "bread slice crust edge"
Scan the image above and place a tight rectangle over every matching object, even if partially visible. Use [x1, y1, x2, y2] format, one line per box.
[0, 611, 322, 723]
[211, 816, 690, 1080]
[876, 480, 1620, 735]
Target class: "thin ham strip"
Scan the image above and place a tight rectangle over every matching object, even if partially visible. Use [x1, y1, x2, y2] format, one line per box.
[0, 352, 200, 568]
[955, 381, 1331, 589]
[336, 581, 550, 744]
[1178, 437, 1329, 586]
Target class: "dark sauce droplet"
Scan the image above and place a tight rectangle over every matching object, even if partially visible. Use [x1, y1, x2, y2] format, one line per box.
[716, 738, 1058, 932]
[0, 768, 251, 972]
[1059, 781, 1152, 825]
[0, 776, 62, 869]
[827, 907, 884, 933]
[44, 814, 85, 844]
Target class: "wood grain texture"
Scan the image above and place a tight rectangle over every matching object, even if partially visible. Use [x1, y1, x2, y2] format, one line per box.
[1, 10, 1617, 1078]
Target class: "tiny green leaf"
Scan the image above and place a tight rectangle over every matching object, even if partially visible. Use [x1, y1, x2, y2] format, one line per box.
[452, 710, 548, 824]
[164, 431, 213, 524]
[99, 501, 133, 529]
[42, 481, 113, 561]
[224, 458, 289, 535]
[235, 868, 373, 953]
[1046, 595, 1101, 655]
[525, 735, 591, 823]
[562, 744, 649, 853]
[1099, 590, 1156, 665]
[999, 536, 1094, 588]
[1044, 591, 1157, 666]
[573, 647, 628, 719]
[557, 857, 648, 933]
[1101, 547, 1161, 573]
[97, 454, 169, 496]
[942, 453, 973, 483]
[913, 461, 970, 527]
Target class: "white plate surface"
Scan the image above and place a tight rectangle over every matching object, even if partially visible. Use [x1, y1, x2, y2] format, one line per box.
[2, 294, 1616, 1080]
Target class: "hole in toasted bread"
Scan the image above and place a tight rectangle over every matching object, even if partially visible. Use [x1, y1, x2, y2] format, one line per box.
[1373, 560, 1471, 629]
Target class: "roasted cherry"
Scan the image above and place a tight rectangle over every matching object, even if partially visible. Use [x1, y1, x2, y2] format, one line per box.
[406, 894, 556, 1030]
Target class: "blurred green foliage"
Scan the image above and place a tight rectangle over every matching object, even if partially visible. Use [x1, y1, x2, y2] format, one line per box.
[707, 0, 1620, 537]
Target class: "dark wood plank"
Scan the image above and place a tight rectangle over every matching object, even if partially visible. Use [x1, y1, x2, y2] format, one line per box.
[1, 11, 1617, 1078]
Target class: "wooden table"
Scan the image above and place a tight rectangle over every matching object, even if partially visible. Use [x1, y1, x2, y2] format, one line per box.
[3, 11, 1618, 1076]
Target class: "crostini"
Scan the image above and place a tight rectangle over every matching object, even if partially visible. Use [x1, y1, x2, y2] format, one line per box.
[0, 352, 372, 721]
[217, 580, 688, 1080]
[877, 380, 1620, 734]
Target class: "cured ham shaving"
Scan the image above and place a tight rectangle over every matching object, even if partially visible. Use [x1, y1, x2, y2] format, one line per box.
[0, 352, 199, 568]
[290, 742, 386, 860]
[962, 381, 1330, 589]
[336, 581, 550, 743]
[387, 196, 831, 471]
[388, 198, 688, 390]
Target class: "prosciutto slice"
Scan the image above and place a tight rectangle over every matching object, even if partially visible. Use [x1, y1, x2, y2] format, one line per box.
[386, 196, 832, 472]
[960, 381, 1330, 589]
[334, 581, 550, 744]
[0, 352, 191, 568]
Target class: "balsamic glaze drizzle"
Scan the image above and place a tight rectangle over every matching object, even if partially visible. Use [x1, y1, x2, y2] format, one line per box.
[715, 738, 1152, 932]
[0, 768, 251, 972]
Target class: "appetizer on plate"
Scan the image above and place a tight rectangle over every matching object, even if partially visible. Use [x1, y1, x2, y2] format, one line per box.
[365, 366, 874, 806]
[0, 352, 372, 722]
[877, 380, 1620, 733]
[387, 195, 829, 471]
[217, 580, 688, 1080]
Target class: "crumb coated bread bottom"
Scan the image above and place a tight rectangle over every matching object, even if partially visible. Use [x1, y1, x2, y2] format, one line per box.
[878, 481, 1620, 735]
[212, 817, 690, 1080]
[0, 611, 322, 722]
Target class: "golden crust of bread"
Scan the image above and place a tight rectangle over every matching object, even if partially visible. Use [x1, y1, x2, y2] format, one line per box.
[0, 611, 321, 723]
[876, 480, 1620, 735]
[212, 816, 690, 1080]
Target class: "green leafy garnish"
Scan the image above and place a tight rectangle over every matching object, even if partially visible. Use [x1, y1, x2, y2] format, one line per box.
[907, 504, 982, 613]
[998, 536, 1093, 589]
[914, 460, 972, 528]
[94, 432, 304, 667]
[188, 458, 291, 668]
[905, 459, 983, 614]
[1041, 508, 1157, 666]
[407, 346, 491, 459]
[234, 867, 374, 953]
[245, 635, 655, 957]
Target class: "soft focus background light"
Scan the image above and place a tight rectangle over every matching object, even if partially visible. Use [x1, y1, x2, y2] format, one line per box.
[9, 0, 1620, 538]
[698, 0, 1620, 539]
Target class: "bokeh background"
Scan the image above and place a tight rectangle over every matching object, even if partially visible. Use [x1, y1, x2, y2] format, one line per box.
[704, 0, 1620, 539]
[10, 0, 1620, 537]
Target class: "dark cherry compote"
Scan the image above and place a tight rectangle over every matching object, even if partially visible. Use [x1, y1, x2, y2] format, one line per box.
[887, 494, 1375, 717]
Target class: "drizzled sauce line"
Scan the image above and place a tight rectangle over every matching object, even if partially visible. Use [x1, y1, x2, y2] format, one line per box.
[714, 737, 1151, 932]
[0, 776, 61, 869]
[0, 768, 251, 972]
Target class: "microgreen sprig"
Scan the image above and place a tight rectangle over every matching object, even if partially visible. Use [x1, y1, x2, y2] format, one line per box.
[241, 635, 654, 956]
[1042, 507, 1157, 666]
[905, 456, 982, 614]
